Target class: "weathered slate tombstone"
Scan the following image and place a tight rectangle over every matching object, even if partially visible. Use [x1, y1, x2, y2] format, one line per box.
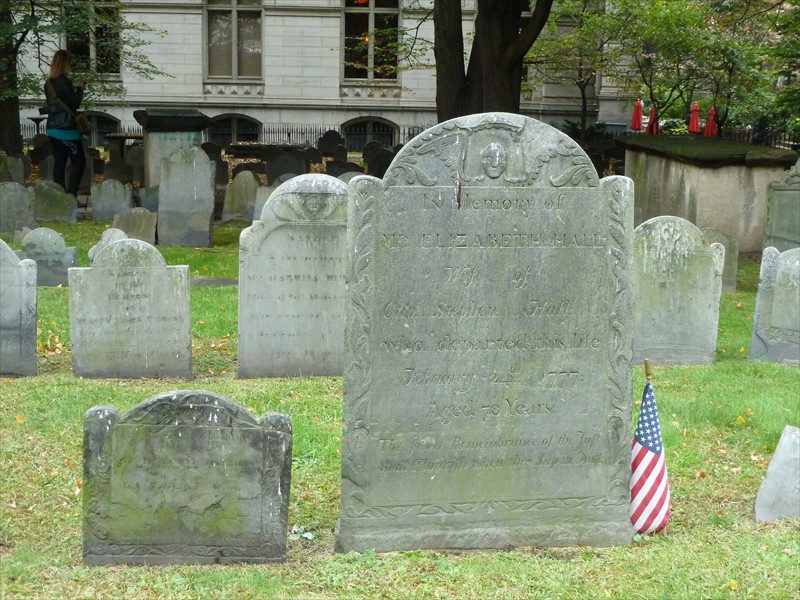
[222, 170, 260, 221]
[69, 239, 192, 378]
[158, 147, 215, 247]
[88, 228, 128, 264]
[91, 179, 133, 222]
[253, 185, 276, 222]
[764, 158, 800, 252]
[17, 227, 77, 287]
[335, 113, 635, 552]
[317, 129, 345, 157]
[6, 154, 28, 185]
[0, 240, 37, 376]
[267, 153, 305, 185]
[325, 160, 363, 178]
[749, 246, 800, 365]
[31, 181, 77, 223]
[754, 425, 800, 522]
[113, 207, 157, 245]
[125, 145, 145, 187]
[632, 216, 724, 365]
[138, 186, 159, 213]
[0, 182, 37, 233]
[239, 174, 348, 378]
[83, 390, 292, 565]
[702, 227, 739, 293]
[102, 160, 133, 185]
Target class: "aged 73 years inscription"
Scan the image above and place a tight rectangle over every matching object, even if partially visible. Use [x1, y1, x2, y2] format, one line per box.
[335, 113, 635, 552]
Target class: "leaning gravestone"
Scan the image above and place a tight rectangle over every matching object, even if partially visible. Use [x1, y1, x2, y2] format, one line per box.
[31, 181, 77, 223]
[764, 158, 800, 252]
[755, 425, 800, 522]
[0, 182, 37, 233]
[113, 207, 157, 245]
[17, 227, 77, 287]
[632, 216, 724, 365]
[222, 170, 260, 221]
[750, 247, 800, 365]
[69, 239, 192, 378]
[158, 147, 215, 247]
[335, 113, 635, 552]
[88, 228, 128, 264]
[239, 174, 348, 378]
[0, 240, 37, 376]
[702, 227, 738, 293]
[91, 179, 133, 222]
[83, 390, 292, 565]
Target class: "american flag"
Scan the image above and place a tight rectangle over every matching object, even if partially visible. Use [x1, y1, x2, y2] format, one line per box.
[630, 381, 671, 534]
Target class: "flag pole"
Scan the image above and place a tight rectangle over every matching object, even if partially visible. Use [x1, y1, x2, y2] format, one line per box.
[644, 358, 652, 382]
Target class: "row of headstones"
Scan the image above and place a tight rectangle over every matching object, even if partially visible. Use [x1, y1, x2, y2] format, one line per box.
[2, 196, 797, 380]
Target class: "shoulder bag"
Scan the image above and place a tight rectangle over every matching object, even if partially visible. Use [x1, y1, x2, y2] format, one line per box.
[46, 79, 90, 136]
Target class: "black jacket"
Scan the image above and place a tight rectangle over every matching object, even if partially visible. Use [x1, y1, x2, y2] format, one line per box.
[44, 76, 84, 131]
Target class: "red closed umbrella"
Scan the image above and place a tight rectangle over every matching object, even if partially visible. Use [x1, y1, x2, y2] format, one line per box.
[688, 102, 701, 134]
[631, 99, 644, 131]
[645, 106, 659, 135]
[704, 107, 718, 137]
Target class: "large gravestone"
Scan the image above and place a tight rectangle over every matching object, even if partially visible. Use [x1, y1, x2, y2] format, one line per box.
[239, 174, 348, 378]
[91, 179, 133, 222]
[0, 182, 37, 233]
[31, 181, 77, 223]
[764, 158, 800, 252]
[0, 240, 37, 376]
[69, 239, 192, 378]
[750, 247, 800, 365]
[17, 227, 78, 287]
[632, 216, 725, 365]
[83, 390, 292, 565]
[335, 113, 635, 552]
[754, 425, 800, 522]
[222, 170, 260, 222]
[113, 207, 157, 245]
[158, 147, 215, 247]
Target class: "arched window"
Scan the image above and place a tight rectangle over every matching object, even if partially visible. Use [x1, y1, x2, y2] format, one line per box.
[342, 118, 397, 151]
[208, 114, 261, 146]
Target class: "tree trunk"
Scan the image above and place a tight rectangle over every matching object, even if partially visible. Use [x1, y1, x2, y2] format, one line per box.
[434, 0, 554, 122]
[0, 7, 24, 155]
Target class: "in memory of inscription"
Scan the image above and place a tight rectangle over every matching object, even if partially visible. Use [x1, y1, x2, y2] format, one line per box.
[336, 112, 635, 552]
[83, 390, 292, 565]
[238, 174, 348, 378]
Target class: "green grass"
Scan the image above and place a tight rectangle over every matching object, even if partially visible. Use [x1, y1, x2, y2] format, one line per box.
[1, 222, 799, 599]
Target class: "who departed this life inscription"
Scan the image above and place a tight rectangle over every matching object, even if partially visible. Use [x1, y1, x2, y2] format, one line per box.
[335, 113, 635, 553]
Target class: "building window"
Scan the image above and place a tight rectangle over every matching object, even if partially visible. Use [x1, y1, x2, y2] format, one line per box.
[207, 0, 263, 79]
[66, 4, 121, 75]
[344, 0, 399, 81]
[208, 115, 261, 147]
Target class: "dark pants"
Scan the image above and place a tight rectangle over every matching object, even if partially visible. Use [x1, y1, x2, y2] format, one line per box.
[49, 137, 86, 196]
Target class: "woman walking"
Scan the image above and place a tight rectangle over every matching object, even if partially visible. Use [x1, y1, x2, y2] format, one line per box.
[44, 50, 87, 203]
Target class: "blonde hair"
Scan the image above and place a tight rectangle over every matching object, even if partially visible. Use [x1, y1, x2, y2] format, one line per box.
[49, 50, 72, 79]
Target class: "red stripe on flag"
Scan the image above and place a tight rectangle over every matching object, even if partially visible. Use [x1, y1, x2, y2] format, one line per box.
[632, 466, 669, 532]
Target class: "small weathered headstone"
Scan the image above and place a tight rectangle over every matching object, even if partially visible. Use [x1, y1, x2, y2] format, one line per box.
[750, 247, 800, 364]
[633, 216, 724, 365]
[336, 113, 635, 552]
[158, 147, 215, 247]
[755, 425, 800, 522]
[0, 182, 37, 233]
[253, 185, 276, 220]
[239, 174, 348, 378]
[102, 160, 133, 185]
[31, 181, 77, 223]
[113, 207, 157, 245]
[83, 390, 292, 565]
[91, 179, 133, 221]
[222, 170, 260, 222]
[0, 240, 37, 376]
[6, 154, 28, 185]
[17, 227, 77, 287]
[138, 186, 159, 213]
[702, 227, 738, 292]
[125, 145, 145, 187]
[267, 153, 305, 185]
[88, 228, 128, 264]
[69, 239, 192, 378]
[317, 130, 345, 157]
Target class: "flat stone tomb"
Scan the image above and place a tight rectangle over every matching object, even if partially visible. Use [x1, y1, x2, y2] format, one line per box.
[750, 246, 800, 365]
[239, 174, 348, 378]
[633, 216, 725, 365]
[83, 390, 292, 565]
[336, 113, 635, 553]
[68, 239, 192, 378]
[0, 240, 37, 376]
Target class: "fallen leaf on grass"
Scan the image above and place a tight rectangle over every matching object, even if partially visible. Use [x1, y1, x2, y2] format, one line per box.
[64, 459, 76, 468]
[729, 581, 739, 590]
[696, 470, 708, 478]
[7, 502, 15, 510]
[731, 467, 741, 474]
[784, 548, 795, 556]
[3, 378, 15, 383]
[15, 415, 24, 423]
[736, 416, 747, 424]
[736, 302, 744, 309]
